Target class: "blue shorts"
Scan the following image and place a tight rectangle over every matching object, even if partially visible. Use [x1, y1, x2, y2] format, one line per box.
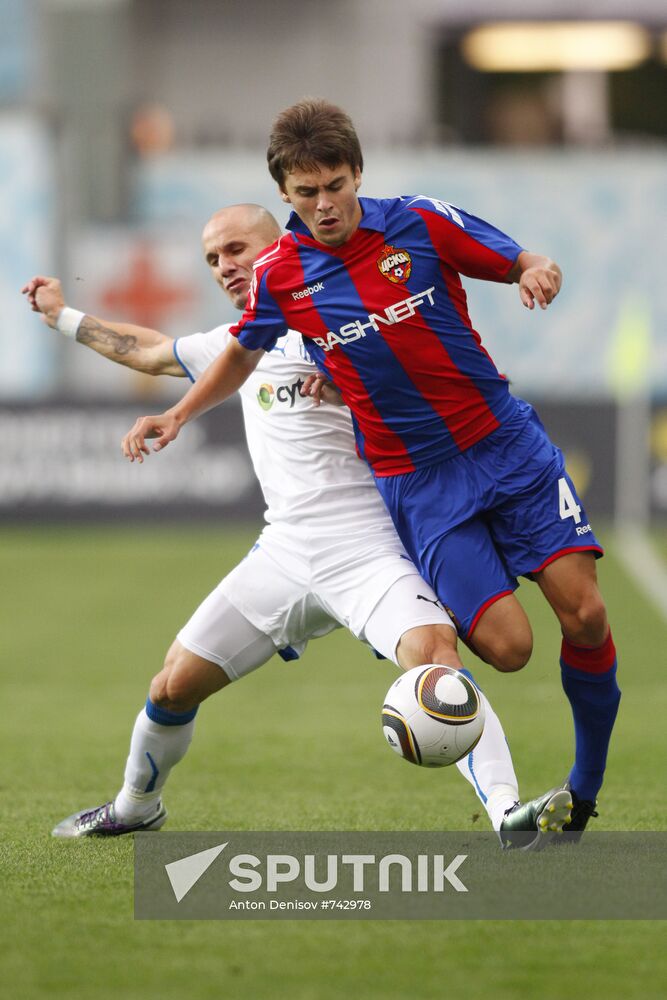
[374, 402, 603, 638]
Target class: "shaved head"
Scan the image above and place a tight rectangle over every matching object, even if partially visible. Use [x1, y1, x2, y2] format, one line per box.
[202, 203, 282, 309]
[203, 203, 281, 251]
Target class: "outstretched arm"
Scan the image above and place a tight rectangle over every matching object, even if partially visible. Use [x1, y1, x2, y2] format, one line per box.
[21, 275, 183, 376]
[507, 252, 562, 311]
[121, 336, 264, 462]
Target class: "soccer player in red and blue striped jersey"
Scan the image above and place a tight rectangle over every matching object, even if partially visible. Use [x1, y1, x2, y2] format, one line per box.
[123, 100, 620, 838]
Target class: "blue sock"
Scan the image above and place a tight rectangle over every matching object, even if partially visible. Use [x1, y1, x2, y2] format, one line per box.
[560, 632, 621, 802]
[145, 698, 198, 726]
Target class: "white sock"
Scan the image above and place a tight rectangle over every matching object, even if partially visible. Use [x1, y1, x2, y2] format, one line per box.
[456, 690, 519, 832]
[114, 706, 196, 822]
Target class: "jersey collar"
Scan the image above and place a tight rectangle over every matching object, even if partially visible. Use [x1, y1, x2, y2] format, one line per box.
[286, 197, 386, 242]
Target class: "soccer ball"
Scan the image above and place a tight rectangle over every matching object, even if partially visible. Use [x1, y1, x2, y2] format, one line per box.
[382, 665, 485, 767]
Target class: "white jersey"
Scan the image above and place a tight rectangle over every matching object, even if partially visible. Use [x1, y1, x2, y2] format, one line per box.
[174, 326, 395, 531]
[174, 325, 455, 665]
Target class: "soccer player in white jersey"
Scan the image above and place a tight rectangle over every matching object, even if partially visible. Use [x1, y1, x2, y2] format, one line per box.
[23, 204, 572, 847]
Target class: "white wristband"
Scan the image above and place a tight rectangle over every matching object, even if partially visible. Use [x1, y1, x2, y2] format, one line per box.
[56, 307, 85, 338]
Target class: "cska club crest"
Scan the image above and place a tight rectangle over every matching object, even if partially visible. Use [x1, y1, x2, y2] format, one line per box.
[377, 244, 412, 284]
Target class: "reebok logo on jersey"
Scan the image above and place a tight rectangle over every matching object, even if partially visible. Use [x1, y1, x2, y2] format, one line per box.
[312, 287, 436, 353]
[377, 245, 412, 285]
[292, 281, 325, 301]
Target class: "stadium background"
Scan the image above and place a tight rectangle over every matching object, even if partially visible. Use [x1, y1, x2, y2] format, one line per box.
[1, 2, 665, 998]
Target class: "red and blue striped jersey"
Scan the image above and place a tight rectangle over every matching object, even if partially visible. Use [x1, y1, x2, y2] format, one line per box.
[230, 195, 524, 476]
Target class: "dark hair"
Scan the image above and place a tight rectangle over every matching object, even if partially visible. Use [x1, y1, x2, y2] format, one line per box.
[267, 98, 363, 187]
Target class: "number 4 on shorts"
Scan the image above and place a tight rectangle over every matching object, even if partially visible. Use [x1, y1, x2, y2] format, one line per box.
[558, 476, 582, 524]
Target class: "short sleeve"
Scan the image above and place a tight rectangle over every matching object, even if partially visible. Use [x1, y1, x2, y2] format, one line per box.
[405, 195, 523, 282]
[229, 267, 288, 352]
[173, 325, 232, 382]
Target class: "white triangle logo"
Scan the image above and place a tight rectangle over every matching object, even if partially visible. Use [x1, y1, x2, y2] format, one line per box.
[165, 842, 228, 903]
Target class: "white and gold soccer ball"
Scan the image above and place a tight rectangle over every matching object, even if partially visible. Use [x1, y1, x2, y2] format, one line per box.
[382, 665, 485, 767]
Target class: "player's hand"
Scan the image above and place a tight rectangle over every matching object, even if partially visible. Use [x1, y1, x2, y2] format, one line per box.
[518, 263, 561, 311]
[300, 372, 344, 407]
[21, 276, 65, 327]
[121, 410, 182, 463]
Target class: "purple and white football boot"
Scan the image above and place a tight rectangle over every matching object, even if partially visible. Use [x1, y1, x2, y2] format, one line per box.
[52, 800, 167, 838]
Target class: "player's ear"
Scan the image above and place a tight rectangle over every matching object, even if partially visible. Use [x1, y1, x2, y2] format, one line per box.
[353, 167, 362, 191]
[278, 185, 291, 204]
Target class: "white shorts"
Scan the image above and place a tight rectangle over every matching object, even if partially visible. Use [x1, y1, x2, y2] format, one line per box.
[177, 522, 454, 678]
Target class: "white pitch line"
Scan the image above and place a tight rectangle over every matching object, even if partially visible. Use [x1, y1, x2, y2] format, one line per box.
[613, 527, 667, 621]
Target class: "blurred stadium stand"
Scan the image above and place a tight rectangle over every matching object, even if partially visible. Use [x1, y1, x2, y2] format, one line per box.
[1, 0, 665, 525]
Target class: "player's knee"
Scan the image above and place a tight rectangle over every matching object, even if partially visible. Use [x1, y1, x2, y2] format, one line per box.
[485, 634, 533, 673]
[397, 624, 461, 670]
[564, 594, 608, 645]
[165, 674, 201, 712]
[420, 639, 462, 671]
[151, 639, 230, 711]
[493, 649, 531, 673]
[149, 670, 200, 713]
[470, 594, 533, 672]
[471, 616, 533, 672]
[149, 645, 201, 712]
[148, 670, 169, 708]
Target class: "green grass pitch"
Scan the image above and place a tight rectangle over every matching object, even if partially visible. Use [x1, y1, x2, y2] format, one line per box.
[1, 524, 665, 999]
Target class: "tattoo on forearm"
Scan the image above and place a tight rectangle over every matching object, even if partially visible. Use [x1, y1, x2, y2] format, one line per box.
[77, 317, 139, 357]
